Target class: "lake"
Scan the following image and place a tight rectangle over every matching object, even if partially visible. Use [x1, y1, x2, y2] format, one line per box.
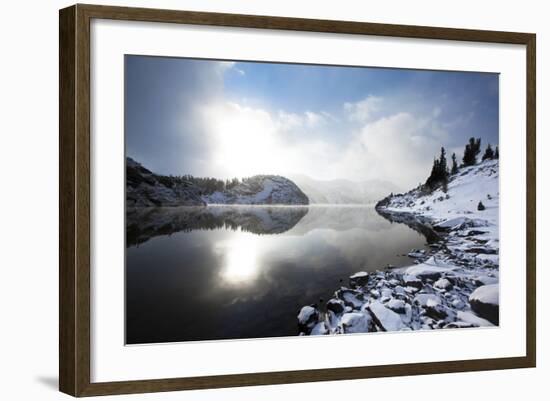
[126, 205, 430, 344]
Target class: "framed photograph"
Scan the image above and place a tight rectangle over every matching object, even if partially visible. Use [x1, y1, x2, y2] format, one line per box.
[59, 4, 536, 397]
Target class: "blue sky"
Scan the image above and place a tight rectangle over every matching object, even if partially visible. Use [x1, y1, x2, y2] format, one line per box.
[126, 56, 498, 189]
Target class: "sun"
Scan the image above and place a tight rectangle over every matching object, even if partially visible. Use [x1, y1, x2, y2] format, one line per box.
[208, 102, 279, 179]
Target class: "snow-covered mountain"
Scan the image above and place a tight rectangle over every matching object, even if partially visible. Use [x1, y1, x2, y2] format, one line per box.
[290, 175, 401, 205]
[203, 175, 309, 205]
[126, 157, 206, 207]
[376, 159, 500, 270]
[377, 159, 499, 229]
[126, 157, 309, 206]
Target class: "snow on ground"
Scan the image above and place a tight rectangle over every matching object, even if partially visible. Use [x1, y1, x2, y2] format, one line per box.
[298, 159, 500, 335]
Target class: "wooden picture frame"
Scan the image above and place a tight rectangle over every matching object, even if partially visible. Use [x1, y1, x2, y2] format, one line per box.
[59, 3, 536, 397]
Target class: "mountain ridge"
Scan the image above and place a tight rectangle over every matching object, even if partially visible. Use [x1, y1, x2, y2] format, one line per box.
[126, 157, 309, 206]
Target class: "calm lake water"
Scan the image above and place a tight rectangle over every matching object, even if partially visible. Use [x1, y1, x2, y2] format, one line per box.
[126, 205, 430, 344]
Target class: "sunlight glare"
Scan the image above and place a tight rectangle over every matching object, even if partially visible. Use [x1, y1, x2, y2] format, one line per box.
[219, 234, 261, 285]
[209, 102, 279, 178]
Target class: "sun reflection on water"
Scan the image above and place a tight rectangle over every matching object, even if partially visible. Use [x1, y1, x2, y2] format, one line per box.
[218, 233, 261, 285]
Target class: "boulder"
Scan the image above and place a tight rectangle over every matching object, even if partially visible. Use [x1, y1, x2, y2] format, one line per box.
[434, 278, 452, 291]
[335, 288, 365, 309]
[297, 305, 319, 333]
[368, 301, 405, 331]
[403, 274, 423, 289]
[469, 284, 499, 325]
[310, 322, 328, 335]
[349, 271, 369, 287]
[414, 293, 448, 320]
[386, 298, 407, 314]
[326, 298, 345, 315]
[339, 312, 372, 334]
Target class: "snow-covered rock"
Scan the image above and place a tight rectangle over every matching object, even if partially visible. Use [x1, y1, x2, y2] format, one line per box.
[434, 278, 452, 291]
[339, 312, 373, 333]
[386, 298, 407, 314]
[407, 249, 426, 258]
[403, 274, 423, 289]
[297, 305, 319, 332]
[414, 293, 442, 308]
[368, 301, 405, 331]
[311, 322, 329, 335]
[456, 311, 494, 327]
[326, 298, 346, 315]
[335, 288, 365, 310]
[405, 257, 456, 280]
[469, 284, 499, 325]
[349, 271, 369, 287]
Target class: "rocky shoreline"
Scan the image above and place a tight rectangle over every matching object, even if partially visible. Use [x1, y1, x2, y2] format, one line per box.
[298, 211, 499, 335]
[298, 160, 500, 335]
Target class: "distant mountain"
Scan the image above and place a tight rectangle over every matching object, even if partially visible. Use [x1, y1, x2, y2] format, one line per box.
[203, 175, 309, 205]
[126, 157, 309, 206]
[290, 175, 402, 205]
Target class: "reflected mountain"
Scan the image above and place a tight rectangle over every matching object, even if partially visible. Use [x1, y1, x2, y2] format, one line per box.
[375, 208, 441, 244]
[127, 205, 309, 247]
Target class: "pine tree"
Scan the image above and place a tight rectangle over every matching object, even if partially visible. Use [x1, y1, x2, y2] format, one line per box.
[438, 147, 448, 176]
[474, 138, 481, 156]
[451, 153, 459, 175]
[425, 147, 449, 191]
[494, 145, 499, 159]
[463, 137, 481, 166]
[482, 144, 495, 161]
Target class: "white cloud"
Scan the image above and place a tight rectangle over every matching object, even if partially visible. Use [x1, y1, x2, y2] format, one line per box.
[218, 61, 236, 70]
[344, 96, 382, 123]
[277, 110, 330, 132]
[336, 112, 448, 187]
[217, 61, 245, 76]
[443, 111, 475, 130]
[138, 59, 451, 188]
[197, 97, 448, 188]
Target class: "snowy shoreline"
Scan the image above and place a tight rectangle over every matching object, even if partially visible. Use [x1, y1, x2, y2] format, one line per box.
[298, 159, 500, 335]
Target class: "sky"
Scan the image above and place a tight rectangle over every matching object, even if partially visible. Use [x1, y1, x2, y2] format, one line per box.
[125, 55, 499, 190]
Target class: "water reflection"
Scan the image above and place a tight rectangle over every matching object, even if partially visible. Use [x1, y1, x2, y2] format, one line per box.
[218, 235, 261, 285]
[126, 205, 309, 247]
[126, 205, 430, 344]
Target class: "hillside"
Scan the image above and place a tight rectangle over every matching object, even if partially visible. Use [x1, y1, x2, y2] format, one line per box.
[126, 157, 206, 207]
[377, 159, 499, 233]
[126, 157, 309, 206]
